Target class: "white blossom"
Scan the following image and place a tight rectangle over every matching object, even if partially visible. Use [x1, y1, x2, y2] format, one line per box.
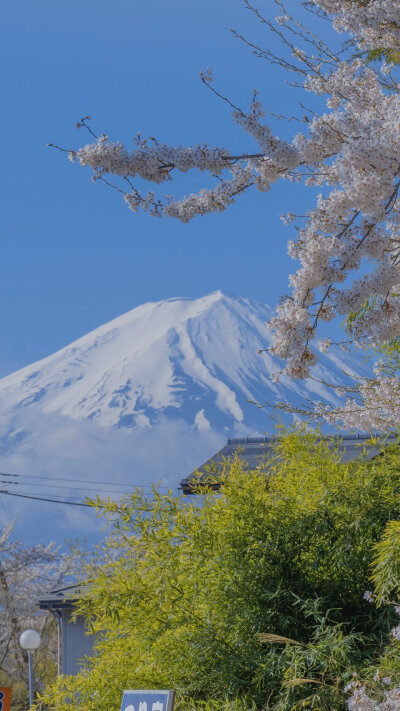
[347, 685, 400, 711]
[276, 15, 290, 26]
[0, 522, 72, 686]
[391, 624, 400, 641]
[363, 591, 374, 603]
[318, 338, 331, 353]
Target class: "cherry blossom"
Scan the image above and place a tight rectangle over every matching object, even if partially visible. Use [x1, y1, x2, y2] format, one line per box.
[348, 685, 400, 711]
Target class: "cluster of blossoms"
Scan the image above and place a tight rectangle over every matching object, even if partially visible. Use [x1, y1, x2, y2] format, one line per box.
[316, 0, 400, 53]
[70, 99, 301, 222]
[269, 54, 400, 381]
[347, 684, 400, 711]
[66, 0, 400, 431]
[315, 372, 400, 431]
[71, 135, 230, 184]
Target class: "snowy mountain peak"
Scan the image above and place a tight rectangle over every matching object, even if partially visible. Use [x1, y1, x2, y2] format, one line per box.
[0, 292, 366, 435]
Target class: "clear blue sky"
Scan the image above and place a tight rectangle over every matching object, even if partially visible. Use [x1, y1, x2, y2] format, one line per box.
[1, 0, 334, 377]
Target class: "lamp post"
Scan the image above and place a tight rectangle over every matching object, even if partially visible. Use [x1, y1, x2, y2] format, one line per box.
[19, 629, 41, 708]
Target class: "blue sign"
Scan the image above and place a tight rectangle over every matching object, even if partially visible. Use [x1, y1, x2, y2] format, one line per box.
[120, 690, 175, 711]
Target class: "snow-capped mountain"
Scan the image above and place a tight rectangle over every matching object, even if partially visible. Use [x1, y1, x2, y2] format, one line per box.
[0, 291, 373, 543]
[0, 291, 367, 436]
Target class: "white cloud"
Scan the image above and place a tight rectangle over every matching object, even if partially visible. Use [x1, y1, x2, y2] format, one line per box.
[0, 409, 225, 546]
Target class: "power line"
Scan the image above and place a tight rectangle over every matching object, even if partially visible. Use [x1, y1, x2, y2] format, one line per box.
[0, 486, 97, 503]
[0, 470, 176, 491]
[0, 484, 185, 508]
[0, 465, 183, 507]
[0, 489, 93, 507]
[0, 478, 134, 496]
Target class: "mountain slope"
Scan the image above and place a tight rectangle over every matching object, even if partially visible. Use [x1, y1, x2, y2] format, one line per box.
[0, 291, 367, 434]
[0, 291, 374, 543]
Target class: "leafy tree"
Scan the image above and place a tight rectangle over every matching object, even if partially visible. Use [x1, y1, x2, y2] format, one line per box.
[0, 522, 71, 711]
[41, 432, 400, 711]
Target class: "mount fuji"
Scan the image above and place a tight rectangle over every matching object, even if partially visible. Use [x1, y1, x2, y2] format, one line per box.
[0, 291, 365, 435]
[0, 291, 369, 542]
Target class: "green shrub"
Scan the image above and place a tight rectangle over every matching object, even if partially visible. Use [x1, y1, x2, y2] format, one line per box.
[40, 432, 400, 711]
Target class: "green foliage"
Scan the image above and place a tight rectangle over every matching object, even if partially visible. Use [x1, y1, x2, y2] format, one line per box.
[41, 432, 400, 711]
[370, 339, 400, 377]
[372, 520, 400, 603]
[370, 438, 400, 605]
[367, 49, 400, 64]
[257, 601, 362, 711]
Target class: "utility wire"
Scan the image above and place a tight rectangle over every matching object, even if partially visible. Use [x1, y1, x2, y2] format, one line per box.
[0, 489, 93, 507]
[0, 465, 183, 507]
[0, 470, 177, 491]
[0, 478, 134, 495]
[0, 487, 96, 502]
[0, 485, 185, 507]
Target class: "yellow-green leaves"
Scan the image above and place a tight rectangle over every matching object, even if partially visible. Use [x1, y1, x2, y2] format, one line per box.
[372, 520, 400, 603]
[40, 431, 400, 711]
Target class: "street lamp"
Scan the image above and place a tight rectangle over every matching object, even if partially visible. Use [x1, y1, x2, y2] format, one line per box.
[19, 630, 41, 708]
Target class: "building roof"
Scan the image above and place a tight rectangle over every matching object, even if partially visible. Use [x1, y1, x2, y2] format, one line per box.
[179, 433, 398, 495]
[39, 583, 84, 610]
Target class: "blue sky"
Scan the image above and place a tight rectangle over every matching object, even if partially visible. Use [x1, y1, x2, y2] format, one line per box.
[1, 0, 334, 377]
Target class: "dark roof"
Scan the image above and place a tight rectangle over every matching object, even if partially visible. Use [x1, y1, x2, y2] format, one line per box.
[39, 583, 84, 610]
[179, 433, 398, 495]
